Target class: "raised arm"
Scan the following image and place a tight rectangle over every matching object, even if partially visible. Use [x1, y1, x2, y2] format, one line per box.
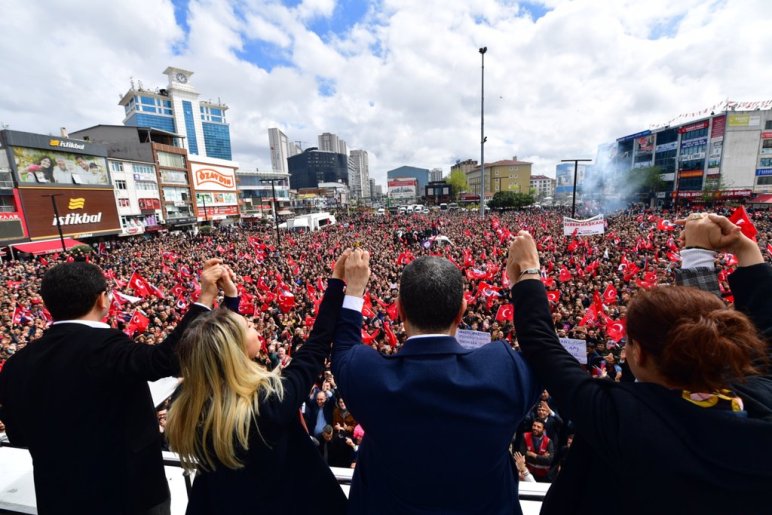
[270, 250, 350, 422]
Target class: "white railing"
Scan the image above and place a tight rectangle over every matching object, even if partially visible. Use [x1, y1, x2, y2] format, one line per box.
[0, 446, 548, 514]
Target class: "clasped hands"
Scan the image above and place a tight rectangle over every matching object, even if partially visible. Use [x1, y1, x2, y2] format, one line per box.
[198, 258, 238, 307]
[333, 248, 371, 298]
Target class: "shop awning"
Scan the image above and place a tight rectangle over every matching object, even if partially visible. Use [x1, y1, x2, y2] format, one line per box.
[11, 238, 84, 255]
[751, 194, 772, 204]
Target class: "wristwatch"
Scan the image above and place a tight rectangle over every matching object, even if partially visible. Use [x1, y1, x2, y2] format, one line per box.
[519, 268, 540, 279]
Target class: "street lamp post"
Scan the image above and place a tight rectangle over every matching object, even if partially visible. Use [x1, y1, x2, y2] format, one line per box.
[201, 194, 209, 225]
[561, 159, 592, 218]
[269, 177, 281, 248]
[479, 46, 487, 219]
[43, 194, 66, 252]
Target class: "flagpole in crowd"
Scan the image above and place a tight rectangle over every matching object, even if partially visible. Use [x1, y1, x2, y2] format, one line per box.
[42, 193, 67, 252]
[479, 46, 487, 219]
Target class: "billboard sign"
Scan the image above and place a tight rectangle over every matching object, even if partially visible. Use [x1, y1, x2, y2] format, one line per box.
[388, 178, 417, 199]
[12, 146, 110, 186]
[17, 188, 121, 239]
[190, 162, 237, 191]
[555, 163, 587, 194]
[195, 191, 238, 207]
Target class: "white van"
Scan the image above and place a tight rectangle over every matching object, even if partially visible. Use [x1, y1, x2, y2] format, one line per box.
[439, 203, 448, 211]
[376, 208, 385, 216]
[398, 205, 407, 214]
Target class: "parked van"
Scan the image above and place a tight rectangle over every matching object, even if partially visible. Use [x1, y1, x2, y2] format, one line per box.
[376, 208, 386, 216]
[439, 203, 448, 211]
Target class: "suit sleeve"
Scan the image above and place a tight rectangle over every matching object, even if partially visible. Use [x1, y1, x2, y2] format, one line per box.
[512, 279, 622, 456]
[728, 263, 772, 375]
[88, 303, 210, 381]
[268, 279, 345, 425]
[331, 307, 365, 397]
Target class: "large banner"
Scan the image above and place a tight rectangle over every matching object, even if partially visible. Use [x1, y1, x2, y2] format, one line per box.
[17, 187, 121, 239]
[555, 162, 588, 194]
[388, 178, 417, 199]
[563, 214, 605, 236]
[12, 146, 110, 186]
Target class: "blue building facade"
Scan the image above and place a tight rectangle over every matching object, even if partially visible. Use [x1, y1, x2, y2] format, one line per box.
[288, 148, 348, 189]
[386, 165, 431, 195]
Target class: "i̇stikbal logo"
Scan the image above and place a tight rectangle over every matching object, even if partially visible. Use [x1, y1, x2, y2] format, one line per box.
[49, 139, 86, 151]
[51, 197, 103, 226]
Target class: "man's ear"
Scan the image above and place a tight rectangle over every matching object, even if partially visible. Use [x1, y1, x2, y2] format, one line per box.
[95, 291, 110, 312]
[397, 297, 406, 322]
[454, 298, 468, 325]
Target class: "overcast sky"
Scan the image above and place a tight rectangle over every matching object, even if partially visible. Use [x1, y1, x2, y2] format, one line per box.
[1, 0, 771, 184]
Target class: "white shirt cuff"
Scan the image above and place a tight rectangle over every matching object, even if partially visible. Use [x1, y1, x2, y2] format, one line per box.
[680, 249, 717, 270]
[193, 302, 212, 311]
[342, 295, 364, 312]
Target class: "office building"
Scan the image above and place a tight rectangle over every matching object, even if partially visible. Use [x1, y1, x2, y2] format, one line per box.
[386, 166, 431, 197]
[236, 170, 291, 220]
[466, 158, 533, 198]
[430, 168, 443, 182]
[288, 148, 349, 190]
[611, 101, 772, 205]
[318, 132, 348, 155]
[349, 149, 370, 199]
[119, 67, 232, 160]
[530, 175, 555, 199]
[268, 128, 302, 175]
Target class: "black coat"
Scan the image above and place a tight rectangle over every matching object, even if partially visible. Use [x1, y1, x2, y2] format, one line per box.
[512, 263, 772, 515]
[185, 279, 347, 515]
[0, 302, 216, 514]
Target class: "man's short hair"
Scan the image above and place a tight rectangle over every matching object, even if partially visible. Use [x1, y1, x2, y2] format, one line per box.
[322, 425, 333, 435]
[41, 262, 107, 321]
[399, 256, 463, 332]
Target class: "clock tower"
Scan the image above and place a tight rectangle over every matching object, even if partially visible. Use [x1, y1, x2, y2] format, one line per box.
[163, 66, 194, 91]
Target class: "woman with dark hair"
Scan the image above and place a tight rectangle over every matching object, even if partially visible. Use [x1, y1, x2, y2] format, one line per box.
[507, 213, 772, 514]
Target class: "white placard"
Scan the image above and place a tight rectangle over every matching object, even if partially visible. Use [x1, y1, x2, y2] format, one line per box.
[456, 329, 492, 350]
[559, 338, 587, 364]
[563, 215, 605, 236]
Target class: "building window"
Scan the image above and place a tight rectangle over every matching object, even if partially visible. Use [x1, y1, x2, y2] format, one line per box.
[133, 164, 155, 175]
[160, 170, 188, 184]
[757, 176, 772, 185]
[136, 181, 158, 191]
[759, 158, 772, 167]
[766, 120, 772, 130]
[115, 180, 127, 190]
[109, 161, 124, 172]
[157, 151, 186, 169]
[118, 198, 130, 207]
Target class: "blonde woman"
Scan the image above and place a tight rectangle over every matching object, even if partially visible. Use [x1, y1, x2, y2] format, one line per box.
[167, 250, 351, 515]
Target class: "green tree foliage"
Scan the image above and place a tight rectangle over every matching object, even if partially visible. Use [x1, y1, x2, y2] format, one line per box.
[447, 169, 468, 200]
[488, 191, 535, 209]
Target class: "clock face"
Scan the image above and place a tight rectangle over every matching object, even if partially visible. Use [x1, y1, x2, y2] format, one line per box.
[175, 73, 188, 84]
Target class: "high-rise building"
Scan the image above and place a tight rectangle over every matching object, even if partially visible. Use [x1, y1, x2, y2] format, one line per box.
[386, 166, 431, 196]
[430, 168, 443, 182]
[119, 67, 232, 160]
[318, 132, 348, 156]
[349, 150, 370, 199]
[268, 128, 301, 175]
[288, 148, 348, 190]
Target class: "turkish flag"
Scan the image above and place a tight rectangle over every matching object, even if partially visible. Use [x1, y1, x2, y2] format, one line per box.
[606, 318, 626, 342]
[546, 290, 560, 303]
[501, 268, 512, 289]
[558, 266, 572, 283]
[128, 272, 150, 297]
[257, 276, 271, 291]
[767, 243, 772, 257]
[385, 302, 399, 321]
[542, 277, 556, 289]
[304, 315, 316, 328]
[125, 310, 150, 336]
[171, 284, 186, 300]
[306, 282, 317, 298]
[602, 284, 617, 305]
[384, 321, 398, 347]
[728, 206, 757, 240]
[277, 290, 295, 313]
[361, 328, 380, 345]
[495, 304, 514, 323]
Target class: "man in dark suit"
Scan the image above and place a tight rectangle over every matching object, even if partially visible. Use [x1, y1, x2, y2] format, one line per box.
[332, 250, 539, 514]
[0, 259, 233, 514]
[304, 389, 335, 439]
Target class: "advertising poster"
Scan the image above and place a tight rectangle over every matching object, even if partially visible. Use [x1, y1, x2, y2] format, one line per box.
[12, 147, 109, 186]
[388, 178, 417, 199]
[190, 163, 237, 191]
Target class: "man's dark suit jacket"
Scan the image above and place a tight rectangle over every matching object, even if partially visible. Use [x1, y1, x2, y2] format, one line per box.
[0, 299, 234, 514]
[332, 308, 539, 514]
[512, 264, 772, 515]
[303, 394, 335, 435]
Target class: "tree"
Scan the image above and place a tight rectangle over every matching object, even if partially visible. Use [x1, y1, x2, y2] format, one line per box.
[488, 191, 535, 210]
[447, 169, 468, 200]
[630, 166, 664, 206]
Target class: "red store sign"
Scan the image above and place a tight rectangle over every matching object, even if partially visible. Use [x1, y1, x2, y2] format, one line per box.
[679, 120, 709, 134]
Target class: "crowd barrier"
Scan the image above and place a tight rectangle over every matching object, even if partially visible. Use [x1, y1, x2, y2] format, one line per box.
[0, 446, 548, 514]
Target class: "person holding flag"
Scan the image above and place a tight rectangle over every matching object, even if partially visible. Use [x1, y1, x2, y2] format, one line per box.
[0, 258, 234, 515]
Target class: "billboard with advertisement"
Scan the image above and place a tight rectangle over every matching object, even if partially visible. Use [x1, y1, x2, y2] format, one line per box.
[190, 162, 237, 192]
[728, 113, 761, 127]
[0, 211, 27, 242]
[555, 163, 587, 194]
[711, 115, 726, 138]
[12, 146, 110, 186]
[17, 188, 121, 240]
[388, 178, 417, 199]
[195, 192, 238, 206]
[678, 120, 709, 134]
[636, 135, 654, 154]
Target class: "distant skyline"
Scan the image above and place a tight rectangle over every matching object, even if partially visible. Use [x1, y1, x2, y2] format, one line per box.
[1, 0, 771, 185]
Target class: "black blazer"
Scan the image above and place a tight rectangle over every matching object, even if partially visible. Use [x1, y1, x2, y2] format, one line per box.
[512, 263, 772, 515]
[0, 300, 222, 514]
[185, 279, 347, 515]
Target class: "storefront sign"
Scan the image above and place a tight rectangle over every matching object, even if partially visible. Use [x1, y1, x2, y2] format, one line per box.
[17, 187, 121, 239]
[756, 168, 772, 177]
[190, 162, 237, 191]
[678, 120, 709, 134]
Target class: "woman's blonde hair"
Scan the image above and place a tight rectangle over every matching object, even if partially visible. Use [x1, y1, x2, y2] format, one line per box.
[166, 308, 284, 472]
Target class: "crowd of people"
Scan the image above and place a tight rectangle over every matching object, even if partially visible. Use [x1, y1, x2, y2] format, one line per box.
[0, 204, 770, 513]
